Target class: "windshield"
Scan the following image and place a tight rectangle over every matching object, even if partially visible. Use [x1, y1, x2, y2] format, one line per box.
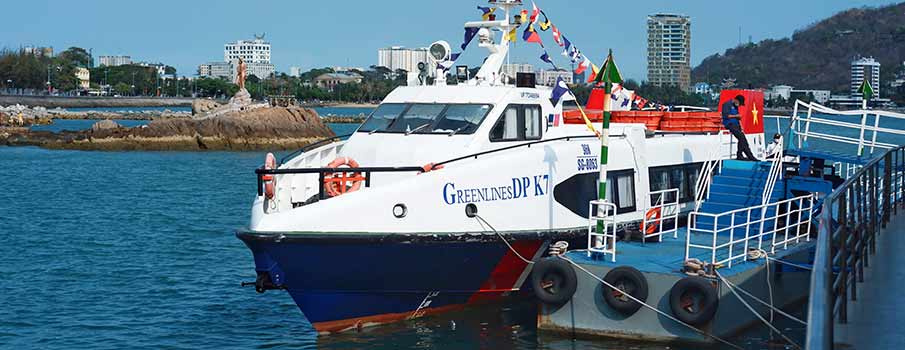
[357, 103, 492, 135]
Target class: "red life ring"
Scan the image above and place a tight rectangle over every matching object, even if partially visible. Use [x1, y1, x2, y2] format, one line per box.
[644, 207, 662, 235]
[324, 157, 365, 197]
[263, 153, 276, 199]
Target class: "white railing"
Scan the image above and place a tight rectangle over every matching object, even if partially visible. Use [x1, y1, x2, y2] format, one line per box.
[789, 100, 905, 155]
[833, 161, 863, 178]
[686, 194, 815, 268]
[693, 132, 732, 211]
[642, 188, 680, 243]
[761, 138, 784, 206]
[587, 200, 618, 262]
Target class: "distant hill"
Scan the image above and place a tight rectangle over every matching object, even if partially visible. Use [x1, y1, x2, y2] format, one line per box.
[692, 2, 905, 94]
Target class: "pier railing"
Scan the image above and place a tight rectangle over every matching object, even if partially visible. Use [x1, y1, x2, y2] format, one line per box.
[806, 145, 905, 350]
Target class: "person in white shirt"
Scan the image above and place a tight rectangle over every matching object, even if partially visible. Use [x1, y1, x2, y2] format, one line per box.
[766, 133, 783, 158]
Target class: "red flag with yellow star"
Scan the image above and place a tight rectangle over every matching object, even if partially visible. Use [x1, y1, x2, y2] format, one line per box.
[719, 90, 764, 134]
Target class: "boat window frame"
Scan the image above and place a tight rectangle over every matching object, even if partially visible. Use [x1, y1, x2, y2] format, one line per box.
[607, 169, 637, 214]
[648, 162, 704, 204]
[356, 102, 494, 135]
[489, 104, 544, 143]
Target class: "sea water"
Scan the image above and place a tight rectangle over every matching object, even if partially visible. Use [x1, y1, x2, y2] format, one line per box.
[2, 118, 902, 349]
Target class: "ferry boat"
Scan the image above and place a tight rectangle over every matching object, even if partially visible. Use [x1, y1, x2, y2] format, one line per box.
[236, 0, 768, 334]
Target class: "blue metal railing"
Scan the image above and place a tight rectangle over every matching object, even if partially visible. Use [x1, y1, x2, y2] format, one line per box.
[806, 145, 905, 349]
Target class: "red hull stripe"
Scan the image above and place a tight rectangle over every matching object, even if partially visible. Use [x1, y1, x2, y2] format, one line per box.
[466, 240, 544, 304]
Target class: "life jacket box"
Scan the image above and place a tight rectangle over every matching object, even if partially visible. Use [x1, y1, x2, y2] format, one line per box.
[611, 111, 663, 130]
[719, 89, 765, 134]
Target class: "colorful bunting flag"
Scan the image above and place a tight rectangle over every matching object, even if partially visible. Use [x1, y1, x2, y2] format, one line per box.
[529, 2, 540, 23]
[462, 27, 479, 50]
[550, 77, 569, 104]
[561, 36, 571, 56]
[506, 27, 518, 42]
[538, 11, 552, 31]
[477, 6, 496, 21]
[586, 63, 599, 83]
[593, 50, 624, 85]
[552, 25, 563, 46]
[540, 51, 555, 66]
[575, 57, 590, 74]
[522, 23, 543, 45]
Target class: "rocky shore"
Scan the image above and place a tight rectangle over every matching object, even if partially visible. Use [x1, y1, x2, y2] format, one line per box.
[2, 106, 334, 151]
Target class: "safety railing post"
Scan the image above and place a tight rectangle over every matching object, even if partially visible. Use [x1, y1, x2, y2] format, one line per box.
[869, 165, 877, 256]
[884, 153, 892, 227]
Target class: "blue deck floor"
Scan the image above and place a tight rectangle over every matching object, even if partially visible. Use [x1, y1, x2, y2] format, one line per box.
[567, 228, 815, 278]
[833, 213, 905, 349]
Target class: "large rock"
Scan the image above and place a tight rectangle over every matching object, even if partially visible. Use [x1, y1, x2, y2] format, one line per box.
[229, 88, 253, 108]
[91, 119, 122, 131]
[192, 99, 222, 115]
[37, 106, 336, 151]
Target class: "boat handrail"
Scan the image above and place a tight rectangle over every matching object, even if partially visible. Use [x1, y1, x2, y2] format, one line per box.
[693, 131, 731, 212]
[280, 133, 353, 164]
[806, 145, 905, 350]
[587, 200, 618, 262]
[686, 193, 815, 268]
[642, 188, 680, 243]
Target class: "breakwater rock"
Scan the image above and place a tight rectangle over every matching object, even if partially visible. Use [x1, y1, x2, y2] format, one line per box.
[2, 107, 335, 151]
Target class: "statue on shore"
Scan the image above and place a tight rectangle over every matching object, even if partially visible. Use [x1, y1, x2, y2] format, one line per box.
[236, 58, 247, 90]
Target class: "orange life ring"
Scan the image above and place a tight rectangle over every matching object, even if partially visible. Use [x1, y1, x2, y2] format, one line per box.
[263, 152, 276, 199]
[644, 207, 662, 235]
[324, 157, 365, 197]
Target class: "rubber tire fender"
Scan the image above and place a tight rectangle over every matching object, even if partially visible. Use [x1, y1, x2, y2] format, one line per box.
[669, 276, 719, 326]
[602, 266, 648, 315]
[530, 258, 578, 305]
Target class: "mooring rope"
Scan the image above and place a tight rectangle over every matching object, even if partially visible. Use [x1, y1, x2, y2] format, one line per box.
[473, 215, 535, 265]
[557, 255, 744, 350]
[715, 270, 802, 350]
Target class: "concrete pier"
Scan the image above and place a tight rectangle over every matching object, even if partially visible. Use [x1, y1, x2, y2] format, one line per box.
[833, 212, 905, 349]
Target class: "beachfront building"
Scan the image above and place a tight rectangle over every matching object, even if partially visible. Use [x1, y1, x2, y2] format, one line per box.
[765, 85, 830, 103]
[693, 82, 712, 95]
[99, 55, 132, 67]
[75, 67, 90, 90]
[313, 72, 363, 91]
[536, 69, 573, 87]
[647, 13, 691, 92]
[851, 57, 881, 98]
[377, 47, 433, 75]
[198, 62, 235, 81]
[224, 37, 275, 79]
[501, 63, 535, 83]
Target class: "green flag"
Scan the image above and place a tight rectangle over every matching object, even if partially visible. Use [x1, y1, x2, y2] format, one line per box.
[858, 78, 874, 100]
[593, 50, 623, 85]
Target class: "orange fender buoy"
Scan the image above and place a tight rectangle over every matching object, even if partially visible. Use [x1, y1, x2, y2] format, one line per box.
[263, 153, 276, 199]
[644, 207, 662, 235]
[324, 157, 365, 197]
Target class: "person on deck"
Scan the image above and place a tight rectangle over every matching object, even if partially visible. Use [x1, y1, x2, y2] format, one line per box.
[722, 95, 758, 161]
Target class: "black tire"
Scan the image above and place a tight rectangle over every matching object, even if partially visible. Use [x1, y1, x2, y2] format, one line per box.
[669, 277, 719, 326]
[530, 258, 577, 305]
[602, 266, 648, 315]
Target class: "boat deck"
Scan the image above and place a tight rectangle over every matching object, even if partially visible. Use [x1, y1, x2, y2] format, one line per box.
[833, 213, 905, 349]
[567, 228, 814, 278]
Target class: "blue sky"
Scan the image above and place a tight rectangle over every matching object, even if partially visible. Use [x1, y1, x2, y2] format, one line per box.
[1, 0, 897, 80]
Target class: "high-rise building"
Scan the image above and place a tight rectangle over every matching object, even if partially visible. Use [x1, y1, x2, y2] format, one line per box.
[647, 14, 691, 92]
[224, 37, 275, 79]
[99, 55, 132, 67]
[289, 67, 302, 77]
[850, 57, 881, 98]
[377, 47, 433, 74]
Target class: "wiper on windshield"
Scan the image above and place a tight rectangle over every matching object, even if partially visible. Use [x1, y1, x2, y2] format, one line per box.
[447, 125, 469, 136]
[405, 123, 431, 135]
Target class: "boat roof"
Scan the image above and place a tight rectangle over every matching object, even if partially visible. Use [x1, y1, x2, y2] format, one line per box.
[382, 85, 558, 105]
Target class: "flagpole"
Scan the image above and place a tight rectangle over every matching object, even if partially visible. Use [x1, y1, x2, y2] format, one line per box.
[595, 50, 618, 251]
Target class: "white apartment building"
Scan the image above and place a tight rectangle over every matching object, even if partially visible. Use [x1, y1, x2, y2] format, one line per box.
[75, 67, 90, 90]
[289, 67, 302, 77]
[851, 57, 880, 98]
[99, 55, 132, 67]
[536, 69, 573, 87]
[502, 63, 535, 82]
[198, 62, 235, 80]
[224, 38, 275, 79]
[377, 47, 433, 74]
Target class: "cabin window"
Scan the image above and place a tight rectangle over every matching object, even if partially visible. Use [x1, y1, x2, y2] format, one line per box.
[490, 105, 542, 142]
[649, 162, 703, 203]
[358, 103, 407, 132]
[357, 103, 492, 135]
[431, 104, 493, 135]
[386, 103, 446, 133]
[553, 170, 636, 217]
